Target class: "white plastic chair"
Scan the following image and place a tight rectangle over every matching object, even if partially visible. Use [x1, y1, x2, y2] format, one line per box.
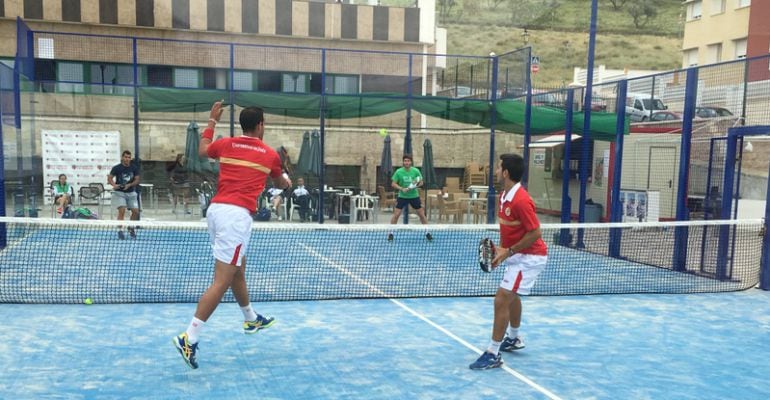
[354, 195, 375, 223]
[289, 196, 312, 221]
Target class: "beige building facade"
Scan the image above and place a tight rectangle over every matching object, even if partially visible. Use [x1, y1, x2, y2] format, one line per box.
[682, 0, 770, 68]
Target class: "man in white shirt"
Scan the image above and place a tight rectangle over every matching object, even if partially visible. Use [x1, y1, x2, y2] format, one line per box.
[267, 186, 285, 220]
[292, 177, 312, 222]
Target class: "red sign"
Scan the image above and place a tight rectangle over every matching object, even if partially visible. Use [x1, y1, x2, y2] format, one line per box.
[532, 64, 540, 73]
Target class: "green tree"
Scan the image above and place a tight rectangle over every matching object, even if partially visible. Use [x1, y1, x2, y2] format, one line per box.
[486, 0, 507, 9]
[627, 0, 660, 29]
[606, 0, 628, 11]
[438, 0, 458, 24]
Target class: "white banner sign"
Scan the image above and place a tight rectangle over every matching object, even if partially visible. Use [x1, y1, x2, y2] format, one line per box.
[42, 130, 121, 204]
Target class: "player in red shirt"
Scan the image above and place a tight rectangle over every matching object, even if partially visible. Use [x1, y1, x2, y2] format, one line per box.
[470, 153, 548, 370]
[174, 101, 291, 369]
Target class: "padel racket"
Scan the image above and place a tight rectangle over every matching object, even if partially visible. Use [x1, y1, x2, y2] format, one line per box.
[478, 238, 496, 273]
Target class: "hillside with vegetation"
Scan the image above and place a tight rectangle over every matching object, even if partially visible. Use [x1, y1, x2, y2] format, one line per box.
[435, 0, 685, 87]
[436, 0, 683, 88]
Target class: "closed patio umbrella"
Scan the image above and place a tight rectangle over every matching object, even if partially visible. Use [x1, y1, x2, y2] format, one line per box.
[184, 121, 215, 175]
[421, 138, 439, 219]
[296, 131, 311, 176]
[308, 130, 322, 178]
[380, 134, 393, 183]
[421, 139, 438, 190]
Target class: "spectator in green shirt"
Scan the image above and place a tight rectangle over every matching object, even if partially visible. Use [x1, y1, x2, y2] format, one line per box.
[388, 154, 432, 242]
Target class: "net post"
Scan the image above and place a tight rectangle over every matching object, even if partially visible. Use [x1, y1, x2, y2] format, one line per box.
[318, 49, 326, 224]
[229, 43, 235, 138]
[403, 53, 413, 225]
[486, 54, 498, 224]
[608, 80, 627, 257]
[558, 89, 574, 246]
[673, 67, 699, 272]
[522, 47, 532, 187]
[760, 155, 770, 290]
[132, 38, 139, 159]
[716, 130, 739, 280]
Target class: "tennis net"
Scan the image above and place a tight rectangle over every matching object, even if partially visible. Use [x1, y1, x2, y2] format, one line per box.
[0, 217, 765, 303]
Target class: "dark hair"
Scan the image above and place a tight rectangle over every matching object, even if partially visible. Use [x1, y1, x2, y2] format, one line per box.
[403, 154, 413, 162]
[500, 153, 525, 182]
[240, 107, 265, 133]
[122, 150, 132, 157]
[58, 174, 67, 179]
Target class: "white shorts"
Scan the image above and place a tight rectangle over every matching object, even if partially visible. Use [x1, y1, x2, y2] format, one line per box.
[206, 203, 253, 267]
[112, 191, 139, 209]
[499, 253, 548, 295]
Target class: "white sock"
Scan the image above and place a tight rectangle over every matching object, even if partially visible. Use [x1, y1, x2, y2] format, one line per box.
[240, 304, 258, 321]
[507, 326, 520, 339]
[487, 340, 502, 355]
[186, 317, 205, 344]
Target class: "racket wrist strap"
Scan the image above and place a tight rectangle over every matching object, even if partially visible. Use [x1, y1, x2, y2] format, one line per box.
[201, 127, 214, 141]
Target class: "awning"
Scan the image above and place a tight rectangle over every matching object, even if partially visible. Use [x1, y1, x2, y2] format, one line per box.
[526, 133, 582, 148]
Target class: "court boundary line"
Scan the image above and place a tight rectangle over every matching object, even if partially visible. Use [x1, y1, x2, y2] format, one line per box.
[300, 243, 563, 400]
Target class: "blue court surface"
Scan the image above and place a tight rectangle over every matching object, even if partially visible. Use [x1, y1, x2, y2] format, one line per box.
[2, 289, 770, 399]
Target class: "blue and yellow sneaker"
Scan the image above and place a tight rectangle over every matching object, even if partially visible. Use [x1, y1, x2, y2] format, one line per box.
[500, 336, 525, 352]
[173, 333, 199, 369]
[243, 314, 275, 334]
[469, 351, 503, 370]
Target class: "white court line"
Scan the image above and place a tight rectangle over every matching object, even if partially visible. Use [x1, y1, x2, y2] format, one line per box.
[300, 243, 564, 400]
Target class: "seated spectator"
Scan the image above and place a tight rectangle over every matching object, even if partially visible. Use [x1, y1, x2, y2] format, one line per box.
[167, 154, 191, 215]
[292, 177, 312, 222]
[268, 186, 285, 220]
[52, 174, 74, 215]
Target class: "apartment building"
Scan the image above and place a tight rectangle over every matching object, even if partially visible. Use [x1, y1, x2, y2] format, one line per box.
[0, 0, 438, 95]
[682, 0, 769, 67]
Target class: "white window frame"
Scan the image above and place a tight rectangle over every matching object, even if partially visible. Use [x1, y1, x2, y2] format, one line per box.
[683, 48, 699, 67]
[325, 74, 359, 95]
[282, 73, 310, 93]
[734, 38, 747, 59]
[173, 68, 200, 88]
[710, 0, 725, 14]
[707, 43, 722, 64]
[57, 61, 85, 93]
[686, 0, 703, 21]
[233, 71, 254, 91]
[737, 0, 750, 8]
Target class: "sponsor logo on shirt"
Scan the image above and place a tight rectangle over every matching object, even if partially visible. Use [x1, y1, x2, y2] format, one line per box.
[232, 143, 267, 153]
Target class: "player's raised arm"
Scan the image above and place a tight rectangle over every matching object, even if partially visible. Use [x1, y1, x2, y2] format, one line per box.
[200, 100, 224, 158]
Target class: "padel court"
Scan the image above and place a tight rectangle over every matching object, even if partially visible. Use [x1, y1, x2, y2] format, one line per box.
[1, 219, 768, 399]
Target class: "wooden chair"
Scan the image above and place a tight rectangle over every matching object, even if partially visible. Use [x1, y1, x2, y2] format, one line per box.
[472, 199, 488, 224]
[425, 189, 442, 220]
[377, 185, 395, 211]
[436, 194, 463, 223]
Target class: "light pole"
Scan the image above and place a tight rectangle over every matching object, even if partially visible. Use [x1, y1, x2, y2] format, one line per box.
[521, 28, 530, 46]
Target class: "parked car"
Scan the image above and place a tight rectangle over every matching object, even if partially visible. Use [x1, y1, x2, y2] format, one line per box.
[695, 106, 733, 118]
[650, 111, 683, 122]
[625, 92, 668, 122]
[589, 96, 608, 112]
